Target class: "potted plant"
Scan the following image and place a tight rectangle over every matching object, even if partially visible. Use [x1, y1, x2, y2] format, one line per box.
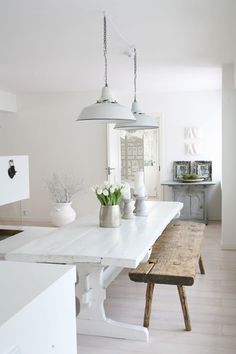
[46, 173, 83, 227]
[92, 182, 124, 228]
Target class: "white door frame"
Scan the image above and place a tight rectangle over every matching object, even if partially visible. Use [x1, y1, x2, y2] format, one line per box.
[106, 124, 121, 183]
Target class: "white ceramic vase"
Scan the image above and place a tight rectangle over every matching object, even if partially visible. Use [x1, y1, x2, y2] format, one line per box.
[50, 202, 76, 227]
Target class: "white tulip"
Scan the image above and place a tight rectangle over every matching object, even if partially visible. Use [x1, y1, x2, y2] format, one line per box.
[110, 187, 115, 194]
[103, 189, 109, 196]
[97, 188, 102, 195]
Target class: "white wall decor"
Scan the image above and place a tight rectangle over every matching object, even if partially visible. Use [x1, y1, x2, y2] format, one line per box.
[185, 143, 200, 155]
[184, 127, 200, 155]
[184, 127, 200, 139]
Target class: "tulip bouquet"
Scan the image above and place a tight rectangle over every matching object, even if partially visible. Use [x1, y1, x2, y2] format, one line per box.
[92, 182, 124, 206]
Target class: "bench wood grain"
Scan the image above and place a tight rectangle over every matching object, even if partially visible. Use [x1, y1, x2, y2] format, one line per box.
[129, 221, 205, 331]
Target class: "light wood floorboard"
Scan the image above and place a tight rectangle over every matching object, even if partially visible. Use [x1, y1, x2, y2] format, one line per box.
[77, 222, 236, 354]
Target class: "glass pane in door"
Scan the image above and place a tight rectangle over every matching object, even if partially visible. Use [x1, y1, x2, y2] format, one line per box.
[120, 126, 160, 198]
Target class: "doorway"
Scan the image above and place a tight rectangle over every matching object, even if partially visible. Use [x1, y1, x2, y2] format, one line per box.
[106, 120, 161, 198]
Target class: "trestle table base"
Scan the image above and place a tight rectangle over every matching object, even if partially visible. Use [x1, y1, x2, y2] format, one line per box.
[76, 263, 149, 341]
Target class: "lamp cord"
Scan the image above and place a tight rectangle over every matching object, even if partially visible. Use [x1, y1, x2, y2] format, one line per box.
[134, 48, 137, 102]
[103, 14, 108, 87]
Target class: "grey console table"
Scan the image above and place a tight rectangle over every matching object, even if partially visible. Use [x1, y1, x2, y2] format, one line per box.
[161, 181, 216, 224]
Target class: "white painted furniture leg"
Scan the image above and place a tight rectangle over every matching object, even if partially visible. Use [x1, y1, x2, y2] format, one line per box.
[76, 264, 149, 341]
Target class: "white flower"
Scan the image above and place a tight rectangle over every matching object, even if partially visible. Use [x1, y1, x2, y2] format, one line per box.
[110, 187, 115, 194]
[103, 189, 109, 196]
[46, 173, 84, 203]
[96, 188, 102, 195]
[104, 181, 110, 187]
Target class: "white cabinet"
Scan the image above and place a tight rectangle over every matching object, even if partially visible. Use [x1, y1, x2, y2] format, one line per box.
[0, 156, 29, 206]
[0, 261, 77, 354]
[173, 188, 205, 221]
[161, 181, 216, 224]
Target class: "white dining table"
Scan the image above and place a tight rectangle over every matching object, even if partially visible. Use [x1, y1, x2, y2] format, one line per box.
[1, 201, 183, 341]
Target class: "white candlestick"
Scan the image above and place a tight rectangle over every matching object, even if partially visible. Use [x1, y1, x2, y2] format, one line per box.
[134, 171, 144, 195]
[122, 183, 131, 200]
[137, 185, 146, 197]
[134, 171, 146, 197]
[122, 199, 134, 219]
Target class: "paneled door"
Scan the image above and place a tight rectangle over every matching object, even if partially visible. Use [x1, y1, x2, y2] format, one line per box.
[107, 121, 161, 198]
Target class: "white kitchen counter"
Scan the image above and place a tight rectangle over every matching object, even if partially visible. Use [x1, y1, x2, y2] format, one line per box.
[0, 261, 77, 354]
[0, 226, 55, 259]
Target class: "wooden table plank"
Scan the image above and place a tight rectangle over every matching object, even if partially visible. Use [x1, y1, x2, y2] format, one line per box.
[3, 201, 183, 268]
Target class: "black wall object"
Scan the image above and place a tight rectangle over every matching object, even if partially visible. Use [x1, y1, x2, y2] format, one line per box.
[8, 159, 17, 179]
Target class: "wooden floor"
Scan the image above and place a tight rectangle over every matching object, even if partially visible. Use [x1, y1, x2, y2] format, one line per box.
[78, 223, 236, 354]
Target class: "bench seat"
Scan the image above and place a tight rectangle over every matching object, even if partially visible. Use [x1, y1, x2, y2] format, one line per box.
[129, 221, 205, 331]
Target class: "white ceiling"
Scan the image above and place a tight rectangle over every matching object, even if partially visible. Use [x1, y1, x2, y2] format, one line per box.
[0, 0, 235, 93]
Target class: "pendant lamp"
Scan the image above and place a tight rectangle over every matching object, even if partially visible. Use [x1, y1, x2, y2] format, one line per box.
[114, 48, 158, 130]
[77, 14, 135, 123]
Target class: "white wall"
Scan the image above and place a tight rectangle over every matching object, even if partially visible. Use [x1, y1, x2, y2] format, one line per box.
[222, 64, 236, 249]
[0, 89, 221, 224]
[0, 92, 107, 224]
[0, 90, 17, 112]
[120, 90, 222, 220]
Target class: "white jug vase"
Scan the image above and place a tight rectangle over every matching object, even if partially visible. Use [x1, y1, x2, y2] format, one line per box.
[50, 202, 76, 227]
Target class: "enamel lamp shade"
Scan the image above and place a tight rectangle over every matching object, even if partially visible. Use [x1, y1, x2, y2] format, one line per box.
[77, 86, 135, 123]
[114, 101, 158, 130]
[77, 14, 135, 124]
[114, 48, 158, 130]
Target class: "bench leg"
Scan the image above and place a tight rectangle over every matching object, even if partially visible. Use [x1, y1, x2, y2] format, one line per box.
[177, 285, 191, 331]
[143, 283, 155, 328]
[199, 255, 205, 274]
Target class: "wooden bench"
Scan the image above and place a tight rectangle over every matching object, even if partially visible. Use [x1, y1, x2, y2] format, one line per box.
[129, 221, 205, 331]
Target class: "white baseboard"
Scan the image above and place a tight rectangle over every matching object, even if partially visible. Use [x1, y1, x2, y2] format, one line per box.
[221, 241, 236, 250]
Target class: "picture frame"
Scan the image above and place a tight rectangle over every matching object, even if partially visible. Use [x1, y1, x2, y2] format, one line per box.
[173, 161, 191, 180]
[192, 161, 212, 181]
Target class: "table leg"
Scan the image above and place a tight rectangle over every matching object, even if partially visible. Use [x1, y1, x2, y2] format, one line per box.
[75, 263, 149, 341]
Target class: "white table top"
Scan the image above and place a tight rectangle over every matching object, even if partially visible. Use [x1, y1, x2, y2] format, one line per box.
[0, 261, 75, 328]
[3, 201, 182, 268]
[0, 226, 55, 256]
